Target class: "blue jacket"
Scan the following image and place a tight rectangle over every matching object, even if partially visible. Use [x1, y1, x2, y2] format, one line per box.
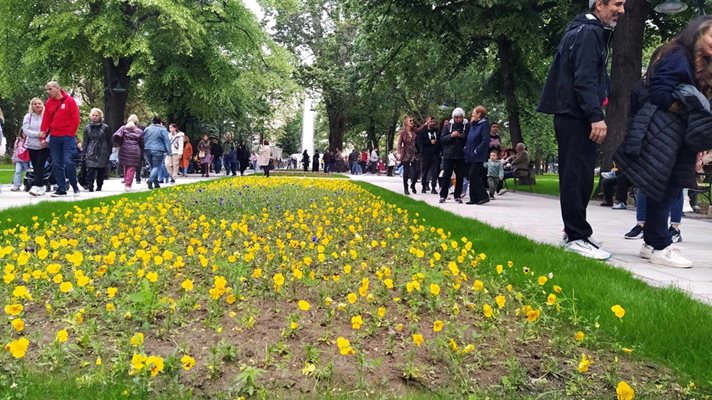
[143, 124, 171, 153]
[537, 14, 611, 122]
[464, 118, 491, 163]
[648, 46, 696, 111]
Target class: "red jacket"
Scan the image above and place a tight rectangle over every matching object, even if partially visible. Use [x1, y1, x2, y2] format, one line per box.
[41, 91, 80, 137]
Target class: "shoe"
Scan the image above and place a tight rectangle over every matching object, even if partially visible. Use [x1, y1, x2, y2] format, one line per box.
[422, 188, 428, 194]
[50, 191, 67, 197]
[148, 181, 153, 190]
[650, 246, 692, 268]
[28, 186, 38, 196]
[600, 202, 613, 207]
[404, 190, 410, 196]
[154, 182, 161, 189]
[455, 198, 463, 204]
[465, 201, 477, 205]
[624, 224, 644, 240]
[37, 187, 46, 196]
[498, 189, 507, 195]
[563, 239, 612, 260]
[439, 198, 445, 203]
[669, 226, 682, 243]
[612, 202, 627, 210]
[431, 189, 438, 195]
[476, 199, 490, 205]
[96, 187, 102, 192]
[10, 186, 20, 192]
[639, 244, 654, 259]
[84, 188, 94, 192]
[170, 179, 176, 184]
[489, 195, 495, 200]
[125, 186, 132, 192]
[692, 205, 701, 212]
[73, 189, 81, 196]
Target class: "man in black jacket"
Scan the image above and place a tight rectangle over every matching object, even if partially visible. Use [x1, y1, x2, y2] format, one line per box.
[537, 0, 625, 260]
[439, 108, 468, 204]
[417, 116, 441, 194]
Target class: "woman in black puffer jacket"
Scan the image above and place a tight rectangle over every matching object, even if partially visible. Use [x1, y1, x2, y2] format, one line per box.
[82, 108, 112, 191]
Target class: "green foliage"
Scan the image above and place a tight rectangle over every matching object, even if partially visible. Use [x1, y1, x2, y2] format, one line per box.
[278, 113, 303, 155]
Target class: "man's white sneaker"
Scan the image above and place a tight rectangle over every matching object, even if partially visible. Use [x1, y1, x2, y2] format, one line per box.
[28, 186, 38, 196]
[38, 187, 46, 196]
[650, 246, 692, 269]
[639, 244, 654, 259]
[563, 239, 612, 260]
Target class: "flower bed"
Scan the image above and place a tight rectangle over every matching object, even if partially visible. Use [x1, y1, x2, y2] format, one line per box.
[0, 177, 696, 398]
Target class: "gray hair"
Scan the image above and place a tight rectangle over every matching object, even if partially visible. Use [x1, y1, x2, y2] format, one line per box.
[451, 108, 466, 119]
[589, 0, 610, 10]
[90, 108, 104, 119]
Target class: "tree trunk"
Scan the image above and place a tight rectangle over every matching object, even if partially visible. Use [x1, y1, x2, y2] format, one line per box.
[326, 99, 345, 153]
[386, 108, 399, 153]
[496, 36, 523, 147]
[103, 57, 132, 134]
[367, 117, 377, 151]
[602, 0, 649, 171]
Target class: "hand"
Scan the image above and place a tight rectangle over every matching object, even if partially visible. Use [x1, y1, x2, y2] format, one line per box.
[39, 131, 46, 139]
[451, 131, 460, 138]
[589, 121, 607, 144]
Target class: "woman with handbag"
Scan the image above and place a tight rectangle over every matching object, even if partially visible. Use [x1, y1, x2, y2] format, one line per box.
[198, 134, 211, 177]
[11, 133, 30, 191]
[23, 98, 48, 196]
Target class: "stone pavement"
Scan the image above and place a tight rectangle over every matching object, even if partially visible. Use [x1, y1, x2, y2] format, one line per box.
[351, 174, 712, 305]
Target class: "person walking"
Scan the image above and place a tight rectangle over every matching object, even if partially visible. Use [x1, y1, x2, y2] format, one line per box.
[312, 150, 320, 172]
[10, 132, 30, 191]
[238, 141, 250, 175]
[417, 116, 441, 194]
[537, 0, 625, 260]
[211, 137, 223, 175]
[257, 140, 272, 177]
[302, 149, 310, 171]
[198, 134, 211, 177]
[369, 147, 379, 175]
[166, 124, 184, 182]
[113, 115, 144, 191]
[181, 136, 193, 176]
[387, 150, 397, 177]
[397, 116, 418, 195]
[41, 81, 81, 197]
[23, 98, 48, 196]
[143, 117, 171, 189]
[464, 105, 491, 205]
[439, 108, 468, 203]
[81, 108, 112, 192]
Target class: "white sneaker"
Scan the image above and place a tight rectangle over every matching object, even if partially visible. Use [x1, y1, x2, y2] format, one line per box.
[560, 234, 604, 248]
[650, 246, 692, 268]
[38, 187, 46, 196]
[10, 186, 20, 192]
[563, 239, 612, 260]
[125, 186, 132, 192]
[28, 186, 38, 196]
[639, 244, 654, 259]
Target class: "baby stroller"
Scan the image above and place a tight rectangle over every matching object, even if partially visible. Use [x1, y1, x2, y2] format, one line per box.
[24, 158, 55, 193]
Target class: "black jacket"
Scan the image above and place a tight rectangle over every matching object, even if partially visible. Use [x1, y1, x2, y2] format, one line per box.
[417, 126, 441, 159]
[537, 14, 611, 122]
[440, 121, 467, 160]
[82, 122, 112, 168]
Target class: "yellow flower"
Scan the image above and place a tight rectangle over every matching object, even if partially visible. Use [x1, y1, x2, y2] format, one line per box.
[153, 255, 164, 265]
[429, 283, 441, 296]
[252, 268, 263, 279]
[130, 353, 147, 374]
[290, 321, 299, 330]
[412, 333, 424, 347]
[146, 272, 158, 283]
[383, 278, 394, 289]
[5, 337, 29, 359]
[553, 285, 562, 293]
[351, 315, 363, 330]
[495, 295, 506, 309]
[347, 292, 358, 304]
[472, 280, 484, 291]
[273, 273, 285, 291]
[377, 307, 386, 318]
[11, 318, 25, 332]
[575, 331, 585, 342]
[547, 293, 557, 306]
[96, 356, 102, 366]
[59, 281, 74, 293]
[537, 276, 548, 286]
[12, 285, 31, 299]
[146, 355, 164, 377]
[483, 304, 493, 318]
[56, 329, 69, 343]
[181, 355, 196, 371]
[336, 337, 354, 355]
[324, 297, 333, 306]
[181, 279, 194, 291]
[578, 353, 591, 373]
[298, 300, 311, 311]
[4, 303, 23, 316]
[107, 287, 118, 298]
[131, 332, 144, 347]
[496, 264, 503, 275]
[449, 339, 458, 352]
[302, 362, 316, 376]
[77, 275, 90, 287]
[433, 320, 444, 332]
[448, 262, 459, 277]
[526, 308, 541, 322]
[616, 381, 635, 400]
[611, 305, 626, 319]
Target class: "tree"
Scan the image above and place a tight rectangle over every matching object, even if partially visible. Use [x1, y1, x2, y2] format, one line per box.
[278, 114, 303, 155]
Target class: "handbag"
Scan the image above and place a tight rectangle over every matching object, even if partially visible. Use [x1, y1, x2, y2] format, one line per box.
[198, 150, 206, 158]
[13, 137, 30, 163]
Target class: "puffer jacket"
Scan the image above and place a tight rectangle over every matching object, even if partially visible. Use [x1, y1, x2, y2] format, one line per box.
[82, 122, 112, 168]
[440, 120, 467, 160]
[614, 85, 704, 201]
[464, 118, 491, 163]
[113, 125, 144, 168]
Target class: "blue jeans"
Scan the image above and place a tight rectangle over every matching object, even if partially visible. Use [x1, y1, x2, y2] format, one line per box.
[13, 162, 29, 188]
[158, 162, 169, 182]
[49, 136, 78, 193]
[636, 190, 683, 224]
[643, 186, 683, 250]
[146, 150, 166, 184]
[213, 157, 222, 174]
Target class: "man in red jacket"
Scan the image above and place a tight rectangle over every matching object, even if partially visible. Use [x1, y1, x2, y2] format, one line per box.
[41, 81, 81, 196]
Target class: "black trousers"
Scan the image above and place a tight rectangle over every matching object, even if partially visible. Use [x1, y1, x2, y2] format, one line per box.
[262, 165, 270, 177]
[86, 167, 106, 190]
[421, 156, 440, 191]
[644, 185, 681, 250]
[554, 114, 597, 242]
[439, 159, 466, 200]
[468, 162, 489, 202]
[28, 148, 50, 188]
[401, 161, 417, 191]
[602, 174, 631, 205]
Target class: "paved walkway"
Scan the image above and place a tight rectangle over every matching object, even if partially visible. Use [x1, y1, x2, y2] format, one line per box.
[351, 174, 712, 305]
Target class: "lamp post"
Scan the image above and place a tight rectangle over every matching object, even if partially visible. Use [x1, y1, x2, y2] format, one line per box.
[654, 0, 706, 16]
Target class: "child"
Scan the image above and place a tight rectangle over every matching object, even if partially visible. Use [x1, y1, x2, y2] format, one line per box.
[484, 151, 504, 200]
[11, 133, 30, 191]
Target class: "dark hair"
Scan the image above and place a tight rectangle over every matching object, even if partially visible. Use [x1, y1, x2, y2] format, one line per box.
[169, 123, 177, 129]
[263, 139, 269, 145]
[152, 116, 162, 125]
[653, 16, 712, 95]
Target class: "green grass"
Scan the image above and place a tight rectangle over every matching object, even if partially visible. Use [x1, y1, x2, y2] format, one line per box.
[354, 181, 712, 387]
[0, 169, 15, 184]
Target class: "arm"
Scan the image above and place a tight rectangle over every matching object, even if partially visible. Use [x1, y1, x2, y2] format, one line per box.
[82, 127, 90, 159]
[23, 114, 41, 138]
[648, 49, 695, 111]
[474, 122, 491, 158]
[68, 98, 81, 134]
[440, 124, 453, 145]
[572, 27, 605, 123]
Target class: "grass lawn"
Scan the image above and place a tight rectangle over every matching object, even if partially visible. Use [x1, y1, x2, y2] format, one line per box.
[0, 169, 15, 185]
[0, 177, 710, 399]
[507, 173, 562, 197]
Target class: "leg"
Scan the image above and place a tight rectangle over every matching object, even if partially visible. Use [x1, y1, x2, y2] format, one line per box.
[13, 162, 25, 188]
[430, 157, 440, 191]
[85, 167, 97, 191]
[615, 174, 631, 205]
[554, 115, 597, 242]
[62, 137, 78, 191]
[602, 177, 616, 205]
[402, 162, 411, 194]
[49, 137, 67, 193]
[453, 160, 466, 200]
[123, 166, 135, 187]
[643, 186, 681, 250]
[439, 159, 455, 199]
[96, 168, 105, 190]
[468, 162, 488, 202]
[669, 189, 684, 227]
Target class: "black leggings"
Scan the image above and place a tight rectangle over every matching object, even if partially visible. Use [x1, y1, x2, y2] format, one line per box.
[28, 148, 50, 188]
[402, 161, 417, 190]
[262, 166, 270, 177]
[201, 163, 209, 177]
[86, 167, 106, 190]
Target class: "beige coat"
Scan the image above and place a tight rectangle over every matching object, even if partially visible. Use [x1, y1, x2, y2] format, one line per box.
[257, 145, 272, 167]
